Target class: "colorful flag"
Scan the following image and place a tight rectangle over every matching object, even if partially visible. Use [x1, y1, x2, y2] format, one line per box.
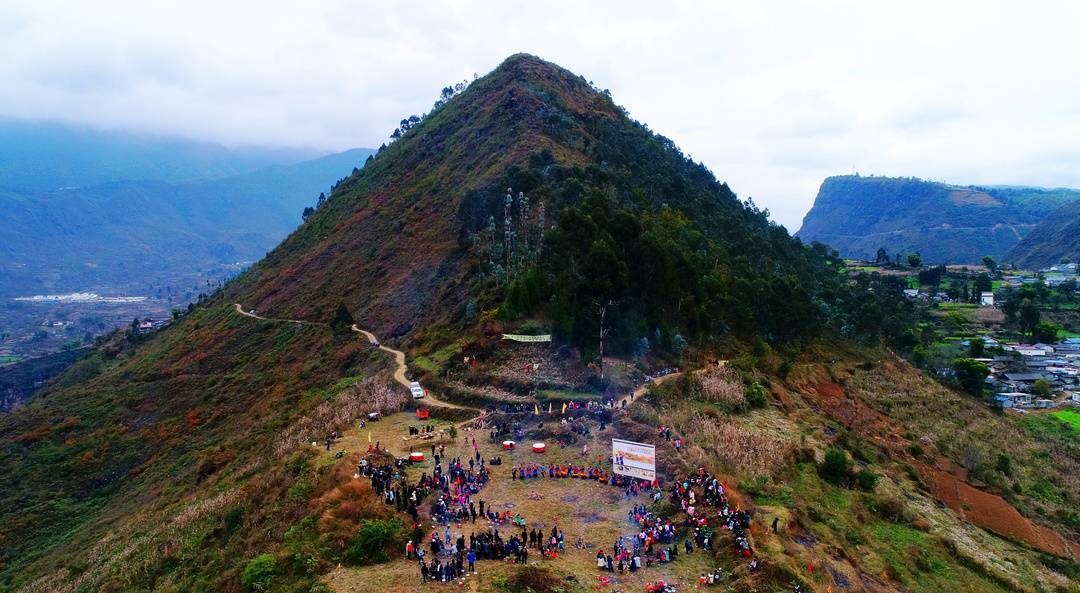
[534, 404, 540, 416]
[561, 402, 567, 415]
[367, 431, 372, 443]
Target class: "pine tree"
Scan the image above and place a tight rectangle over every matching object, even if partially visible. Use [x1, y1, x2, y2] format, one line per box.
[486, 215, 498, 269]
[535, 201, 546, 261]
[503, 188, 514, 274]
[518, 191, 529, 267]
[330, 302, 355, 335]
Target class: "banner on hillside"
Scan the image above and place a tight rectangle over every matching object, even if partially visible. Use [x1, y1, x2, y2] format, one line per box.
[501, 334, 552, 342]
[612, 438, 656, 481]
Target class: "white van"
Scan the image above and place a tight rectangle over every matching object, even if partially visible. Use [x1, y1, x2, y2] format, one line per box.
[410, 381, 424, 399]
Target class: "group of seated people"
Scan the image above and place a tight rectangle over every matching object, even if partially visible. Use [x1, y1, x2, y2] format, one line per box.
[484, 509, 526, 526]
[698, 568, 724, 585]
[510, 462, 612, 482]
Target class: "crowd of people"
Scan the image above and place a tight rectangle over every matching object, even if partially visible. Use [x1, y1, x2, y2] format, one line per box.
[408, 424, 439, 436]
[643, 367, 679, 383]
[349, 361, 772, 592]
[416, 523, 567, 583]
[590, 505, 687, 574]
[670, 468, 755, 559]
[428, 454, 491, 525]
[505, 460, 657, 498]
[358, 457, 423, 524]
[698, 568, 725, 585]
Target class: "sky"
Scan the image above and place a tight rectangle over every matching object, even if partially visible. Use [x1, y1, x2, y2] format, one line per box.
[1, 1, 1079, 230]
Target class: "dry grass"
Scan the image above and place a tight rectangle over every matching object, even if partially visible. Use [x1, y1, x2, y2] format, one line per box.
[275, 376, 406, 456]
[21, 489, 243, 593]
[698, 366, 745, 407]
[682, 412, 793, 476]
[315, 463, 393, 552]
[443, 379, 529, 403]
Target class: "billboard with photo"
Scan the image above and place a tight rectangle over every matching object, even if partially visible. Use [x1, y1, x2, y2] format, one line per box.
[612, 438, 656, 481]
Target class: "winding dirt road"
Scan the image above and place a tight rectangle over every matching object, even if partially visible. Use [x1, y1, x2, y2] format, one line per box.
[350, 324, 468, 411]
[232, 304, 467, 410]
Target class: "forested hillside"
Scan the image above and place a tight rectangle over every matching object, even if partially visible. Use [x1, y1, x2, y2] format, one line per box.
[0, 55, 1075, 593]
[227, 54, 845, 351]
[797, 175, 1080, 263]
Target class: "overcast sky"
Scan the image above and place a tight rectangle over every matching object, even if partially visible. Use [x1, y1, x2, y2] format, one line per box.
[2, 1, 1078, 229]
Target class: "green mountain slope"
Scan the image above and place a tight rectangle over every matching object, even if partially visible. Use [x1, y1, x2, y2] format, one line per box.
[1005, 201, 1080, 268]
[0, 148, 374, 297]
[0, 53, 845, 592]
[0, 55, 1075, 593]
[227, 55, 837, 347]
[797, 175, 1080, 263]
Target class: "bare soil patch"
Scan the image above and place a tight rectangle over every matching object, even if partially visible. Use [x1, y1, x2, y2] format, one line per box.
[930, 468, 1078, 558]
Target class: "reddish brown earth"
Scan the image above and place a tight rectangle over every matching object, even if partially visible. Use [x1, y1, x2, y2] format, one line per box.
[808, 381, 1079, 559]
[931, 464, 1080, 558]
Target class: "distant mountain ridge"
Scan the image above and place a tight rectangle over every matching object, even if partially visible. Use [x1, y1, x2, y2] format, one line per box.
[1005, 201, 1080, 268]
[0, 119, 322, 190]
[796, 175, 1080, 263]
[0, 147, 375, 297]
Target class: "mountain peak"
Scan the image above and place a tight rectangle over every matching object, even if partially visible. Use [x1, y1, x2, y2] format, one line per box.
[489, 52, 579, 83]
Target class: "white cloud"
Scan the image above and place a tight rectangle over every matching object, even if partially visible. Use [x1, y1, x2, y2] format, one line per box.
[1, 0, 1078, 229]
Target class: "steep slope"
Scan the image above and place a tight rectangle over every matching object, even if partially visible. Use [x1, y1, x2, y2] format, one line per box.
[0, 53, 840, 592]
[0, 119, 318, 190]
[227, 55, 834, 346]
[0, 148, 374, 297]
[1005, 201, 1080, 268]
[1, 55, 1075, 593]
[797, 175, 1080, 263]
[0, 348, 87, 412]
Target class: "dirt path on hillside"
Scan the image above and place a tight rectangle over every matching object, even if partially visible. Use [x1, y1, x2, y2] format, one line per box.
[621, 372, 680, 408]
[233, 303, 306, 324]
[350, 324, 470, 411]
[621, 363, 726, 408]
[232, 303, 471, 411]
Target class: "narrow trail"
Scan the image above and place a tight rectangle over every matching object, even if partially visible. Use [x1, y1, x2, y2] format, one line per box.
[231, 303, 470, 411]
[232, 303, 722, 424]
[620, 361, 725, 408]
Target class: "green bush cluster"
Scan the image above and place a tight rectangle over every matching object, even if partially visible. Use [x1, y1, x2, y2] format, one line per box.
[241, 554, 278, 591]
[342, 518, 404, 566]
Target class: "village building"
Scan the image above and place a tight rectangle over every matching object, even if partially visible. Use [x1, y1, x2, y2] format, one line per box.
[993, 392, 1031, 409]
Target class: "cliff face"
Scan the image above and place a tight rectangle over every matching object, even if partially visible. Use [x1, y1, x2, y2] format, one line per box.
[797, 175, 1079, 263]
